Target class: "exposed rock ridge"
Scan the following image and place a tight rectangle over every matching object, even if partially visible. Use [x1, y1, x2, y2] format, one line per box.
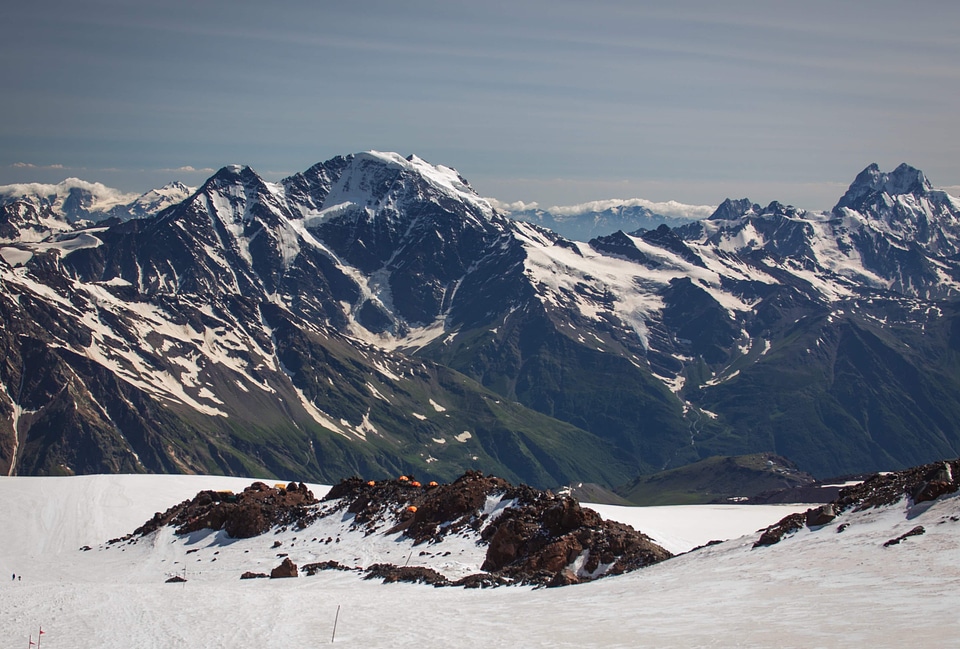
[754, 458, 960, 547]
[130, 471, 671, 587]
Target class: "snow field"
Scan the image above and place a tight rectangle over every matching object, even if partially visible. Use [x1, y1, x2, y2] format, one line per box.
[1, 474, 959, 648]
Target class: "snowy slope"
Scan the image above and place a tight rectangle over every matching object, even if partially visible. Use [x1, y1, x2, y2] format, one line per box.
[2, 474, 958, 648]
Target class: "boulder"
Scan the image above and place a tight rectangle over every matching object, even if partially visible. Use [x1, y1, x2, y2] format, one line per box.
[270, 558, 298, 578]
[240, 571, 268, 580]
[548, 569, 580, 588]
[805, 504, 837, 527]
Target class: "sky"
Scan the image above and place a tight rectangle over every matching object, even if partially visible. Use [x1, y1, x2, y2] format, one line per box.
[2, 1, 959, 211]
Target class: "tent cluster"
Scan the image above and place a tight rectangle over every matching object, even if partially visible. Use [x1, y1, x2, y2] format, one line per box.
[364, 476, 440, 489]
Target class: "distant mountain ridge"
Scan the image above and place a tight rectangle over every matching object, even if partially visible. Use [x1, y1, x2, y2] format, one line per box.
[2, 154, 960, 487]
[0, 178, 194, 232]
[496, 198, 711, 241]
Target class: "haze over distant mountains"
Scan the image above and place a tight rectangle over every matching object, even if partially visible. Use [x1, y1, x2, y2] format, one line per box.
[2, 153, 960, 489]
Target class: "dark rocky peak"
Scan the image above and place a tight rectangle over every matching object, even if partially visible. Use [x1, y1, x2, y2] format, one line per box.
[205, 164, 264, 191]
[589, 230, 654, 266]
[834, 163, 933, 213]
[196, 165, 294, 227]
[325, 152, 408, 208]
[709, 198, 761, 221]
[759, 201, 801, 218]
[281, 155, 353, 214]
[638, 223, 707, 267]
[60, 186, 96, 222]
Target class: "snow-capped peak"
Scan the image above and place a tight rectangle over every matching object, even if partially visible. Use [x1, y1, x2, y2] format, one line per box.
[127, 181, 195, 218]
[834, 162, 933, 212]
[321, 151, 494, 220]
[0, 178, 140, 221]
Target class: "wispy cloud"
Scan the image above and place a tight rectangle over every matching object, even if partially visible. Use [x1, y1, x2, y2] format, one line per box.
[163, 165, 215, 174]
[11, 162, 67, 170]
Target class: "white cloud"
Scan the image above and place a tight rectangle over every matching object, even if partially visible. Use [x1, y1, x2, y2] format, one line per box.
[11, 162, 66, 170]
[545, 198, 716, 220]
[486, 198, 540, 213]
[492, 196, 716, 220]
[0, 178, 139, 209]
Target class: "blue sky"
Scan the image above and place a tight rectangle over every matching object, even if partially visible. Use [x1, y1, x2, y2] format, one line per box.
[2, 1, 958, 210]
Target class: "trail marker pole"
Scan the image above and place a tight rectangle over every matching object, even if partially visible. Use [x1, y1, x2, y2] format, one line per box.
[331, 604, 341, 643]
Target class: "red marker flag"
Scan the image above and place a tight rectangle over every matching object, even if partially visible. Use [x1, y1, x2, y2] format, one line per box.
[39, 628, 45, 635]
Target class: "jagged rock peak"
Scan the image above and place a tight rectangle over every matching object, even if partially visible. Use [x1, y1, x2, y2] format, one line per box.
[208, 164, 261, 184]
[835, 162, 933, 212]
[708, 198, 761, 221]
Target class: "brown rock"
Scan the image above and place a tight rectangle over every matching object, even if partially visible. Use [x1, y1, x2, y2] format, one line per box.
[805, 504, 837, 527]
[534, 536, 583, 573]
[883, 525, 925, 547]
[270, 557, 298, 578]
[548, 569, 580, 588]
[754, 512, 806, 547]
[240, 571, 268, 580]
[363, 564, 449, 586]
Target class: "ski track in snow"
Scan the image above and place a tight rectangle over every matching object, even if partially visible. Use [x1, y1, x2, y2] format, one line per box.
[2, 474, 959, 647]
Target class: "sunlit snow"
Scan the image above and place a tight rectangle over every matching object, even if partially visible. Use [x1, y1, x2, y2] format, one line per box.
[2, 474, 957, 648]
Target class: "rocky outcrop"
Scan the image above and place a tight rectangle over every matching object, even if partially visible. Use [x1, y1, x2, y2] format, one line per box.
[754, 512, 806, 548]
[363, 564, 447, 586]
[755, 459, 960, 547]
[129, 471, 670, 588]
[134, 481, 318, 539]
[883, 526, 925, 547]
[323, 470, 672, 586]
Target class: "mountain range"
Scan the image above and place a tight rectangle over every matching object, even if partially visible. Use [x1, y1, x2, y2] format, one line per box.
[2, 153, 960, 487]
[493, 198, 706, 241]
